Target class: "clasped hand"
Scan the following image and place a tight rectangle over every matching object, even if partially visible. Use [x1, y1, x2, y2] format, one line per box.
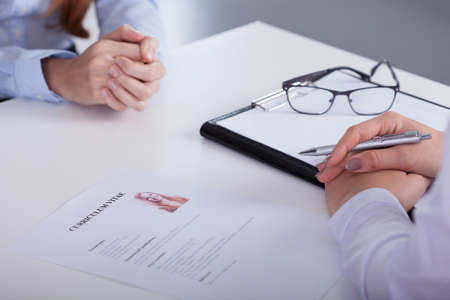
[316, 112, 443, 215]
[43, 25, 166, 111]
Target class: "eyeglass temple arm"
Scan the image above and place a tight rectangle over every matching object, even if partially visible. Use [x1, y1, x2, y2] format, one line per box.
[370, 59, 400, 88]
[282, 70, 329, 89]
[282, 67, 370, 89]
[327, 66, 371, 81]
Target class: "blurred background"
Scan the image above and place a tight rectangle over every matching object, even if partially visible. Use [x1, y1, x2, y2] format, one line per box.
[78, 0, 450, 85]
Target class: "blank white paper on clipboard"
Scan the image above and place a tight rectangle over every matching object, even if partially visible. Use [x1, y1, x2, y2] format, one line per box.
[217, 72, 449, 167]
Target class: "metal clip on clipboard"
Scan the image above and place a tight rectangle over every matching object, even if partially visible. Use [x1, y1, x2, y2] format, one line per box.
[251, 81, 317, 112]
[251, 89, 286, 112]
[201, 79, 326, 188]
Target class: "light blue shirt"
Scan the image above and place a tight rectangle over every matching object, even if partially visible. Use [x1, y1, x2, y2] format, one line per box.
[0, 0, 165, 103]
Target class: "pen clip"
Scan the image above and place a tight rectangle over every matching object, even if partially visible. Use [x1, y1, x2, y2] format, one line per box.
[371, 131, 420, 142]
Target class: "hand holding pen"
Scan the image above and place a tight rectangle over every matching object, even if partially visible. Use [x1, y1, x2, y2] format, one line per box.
[300, 130, 431, 156]
[315, 112, 444, 183]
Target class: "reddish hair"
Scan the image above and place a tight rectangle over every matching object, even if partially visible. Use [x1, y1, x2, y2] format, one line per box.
[45, 0, 93, 38]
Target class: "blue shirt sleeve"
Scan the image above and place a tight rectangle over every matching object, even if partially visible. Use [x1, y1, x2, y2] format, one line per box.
[0, 47, 76, 103]
[95, 0, 166, 59]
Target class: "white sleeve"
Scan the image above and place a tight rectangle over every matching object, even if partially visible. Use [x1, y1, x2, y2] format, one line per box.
[329, 121, 450, 300]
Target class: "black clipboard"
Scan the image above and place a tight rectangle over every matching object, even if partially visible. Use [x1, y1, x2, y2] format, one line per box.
[200, 74, 449, 189]
[200, 90, 324, 188]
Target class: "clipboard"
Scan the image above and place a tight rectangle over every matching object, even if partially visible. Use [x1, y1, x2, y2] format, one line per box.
[200, 71, 449, 188]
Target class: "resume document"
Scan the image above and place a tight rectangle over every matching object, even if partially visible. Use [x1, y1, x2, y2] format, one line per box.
[10, 173, 341, 299]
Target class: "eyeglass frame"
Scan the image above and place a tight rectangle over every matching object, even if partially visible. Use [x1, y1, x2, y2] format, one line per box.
[281, 60, 401, 116]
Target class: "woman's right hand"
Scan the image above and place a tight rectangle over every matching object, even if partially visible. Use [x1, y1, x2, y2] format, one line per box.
[42, 27, 144, 111]
[316, 112, 444, 183]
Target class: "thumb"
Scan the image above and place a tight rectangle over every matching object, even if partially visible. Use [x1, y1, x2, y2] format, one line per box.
[107, 40, 141, 61]
[101, 24, 145, 43]
[140, 36, 159, 63]
[345, 147, 408, 173]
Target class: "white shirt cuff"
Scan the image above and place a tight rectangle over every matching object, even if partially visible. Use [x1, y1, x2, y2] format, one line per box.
[328, 188, 409, 243]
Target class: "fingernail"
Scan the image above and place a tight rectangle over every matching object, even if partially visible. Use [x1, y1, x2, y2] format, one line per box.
[315, 172, 324, 182]
[323, 156, 331, 167]
[134, 31, 144, 40]
[108, 66, 119, 78]
[129, 26, 142, 34]
[108, 79, 117, 90]
[346, 158, 362, 171]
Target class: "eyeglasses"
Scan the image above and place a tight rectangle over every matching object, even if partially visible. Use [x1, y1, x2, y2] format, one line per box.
[281, 60, 400, 115]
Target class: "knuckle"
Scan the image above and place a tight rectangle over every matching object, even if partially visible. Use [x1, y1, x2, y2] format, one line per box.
[346, 125, 357, 136]
[345, 124, 362, 140]
[366, 151, 381, 170]
[383, 111, 399, 120]
[91, 41, 106, 54]
[112, 104, 126, 111]
[103, 39, 114, 48]
[89, 43, 102, 55]
[117, 105, 127, 112]
[145, 69, 154, 81]
[398, 147, 415, 169]
[120, 60, 132, 73]
[343, 126, 359, 146]
[91, 40, 112, 56]
[115, 84, 126, 97]
[108, 103, 119, 111]
[139, 87, 153, 100]
[87, 57, 101, 73]
[158, 63, 166, 78]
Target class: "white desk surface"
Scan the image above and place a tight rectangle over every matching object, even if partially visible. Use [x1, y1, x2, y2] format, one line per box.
[1, 22, 448, 300]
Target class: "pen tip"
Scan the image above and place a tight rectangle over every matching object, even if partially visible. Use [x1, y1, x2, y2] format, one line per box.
[421, 133, 432, 140]
[299, 149, 315, 155]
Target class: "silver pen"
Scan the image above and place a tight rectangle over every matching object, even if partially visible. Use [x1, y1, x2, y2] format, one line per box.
[299, 130, 432, 156]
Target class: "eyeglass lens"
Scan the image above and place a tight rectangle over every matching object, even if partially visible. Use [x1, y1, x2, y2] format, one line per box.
[349, 87, 395, 115]
[287, 87, 333, 114]
[287, 86, 396, 115]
